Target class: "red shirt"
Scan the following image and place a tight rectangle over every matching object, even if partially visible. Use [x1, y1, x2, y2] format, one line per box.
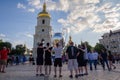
[0, 49, 9, 60]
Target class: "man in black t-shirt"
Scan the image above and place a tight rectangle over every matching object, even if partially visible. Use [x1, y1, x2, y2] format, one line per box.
[99, 49, 110, 71]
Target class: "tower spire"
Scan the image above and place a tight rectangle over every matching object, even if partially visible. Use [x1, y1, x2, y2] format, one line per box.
[43, 2, 46, 12]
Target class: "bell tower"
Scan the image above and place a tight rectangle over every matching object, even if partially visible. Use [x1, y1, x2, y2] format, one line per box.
[33, 3, 52, 58]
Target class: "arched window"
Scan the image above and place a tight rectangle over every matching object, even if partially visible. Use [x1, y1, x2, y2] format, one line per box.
[42, 29, 44, 32]
[42, 19, 45, 24]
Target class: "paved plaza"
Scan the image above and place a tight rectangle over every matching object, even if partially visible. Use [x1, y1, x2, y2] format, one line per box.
[0, 63, 120, 80]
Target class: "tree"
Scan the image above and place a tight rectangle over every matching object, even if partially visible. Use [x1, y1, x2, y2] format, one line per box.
[94, 43, 105, 54]
[0, 39, 2, 43]
[0, 41, 12, 50]
[10, 48, 17, 55]
[15, 44, 26, 55]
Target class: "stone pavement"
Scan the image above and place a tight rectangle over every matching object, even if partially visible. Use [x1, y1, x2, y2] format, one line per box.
[0, 63, 120, 80]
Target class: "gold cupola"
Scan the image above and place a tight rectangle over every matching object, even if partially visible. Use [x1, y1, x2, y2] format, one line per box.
[38, 3, 50, 18]
[69, 35, 72, 44]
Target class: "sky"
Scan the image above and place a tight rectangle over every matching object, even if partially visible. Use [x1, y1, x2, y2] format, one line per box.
[0, 0, 120, 49]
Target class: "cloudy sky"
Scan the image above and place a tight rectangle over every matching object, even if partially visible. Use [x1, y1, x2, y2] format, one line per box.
[0, 0, 120, 49]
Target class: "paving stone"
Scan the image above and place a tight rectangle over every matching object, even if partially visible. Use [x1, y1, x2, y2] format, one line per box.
[0, 64, 120, 80]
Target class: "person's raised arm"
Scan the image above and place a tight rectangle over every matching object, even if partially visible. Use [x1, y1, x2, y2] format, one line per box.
[7, 48, 11, 54]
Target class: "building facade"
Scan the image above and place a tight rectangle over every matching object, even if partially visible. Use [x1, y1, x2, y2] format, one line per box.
[33, 3, 52, 58]
[99, 29, 120, 54]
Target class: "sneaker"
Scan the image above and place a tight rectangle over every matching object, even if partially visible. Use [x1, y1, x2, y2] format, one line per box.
[54, 75, 57, 78]
[84, 73, 88, 75]
[114, 67, 116, 69]
[59, 75, 62, 78]
[40, 73, 44, 76]
[78, 74, 83, 76]
[108, 68, 111, 71]
[1, 71, 6, 73]
[36, 74, 39, 76]
[75, 75, 78, 78]
[69, 75, 73, 78]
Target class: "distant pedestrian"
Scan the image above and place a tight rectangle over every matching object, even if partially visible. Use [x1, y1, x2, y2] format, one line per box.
[29, 55, 34, 65]
[15, 56, 19, 65]
[108, 51, 116, 70]
[22, 55, 26, 65]
[0, 47, 10, 73]
[52, 43, 63, 78]
[115, 54, 120, 64]
[36, 43, 44, 76]
[44, 43, 52, 76]
[88, 49, 98, 70]
[11, 55, 14, 65]
[99, 49, 110, 71]
[66, 42, 79, 78]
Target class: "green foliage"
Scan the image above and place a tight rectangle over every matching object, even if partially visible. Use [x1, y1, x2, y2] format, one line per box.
[94, 43, 105, 54]
[10, 45, 26, 55]
[15, 44, 26, 55]
[0, 40, 27, 55]
[0, 41, 12, 50]
[0, 39, 3, 43]
[10, 48, 17, 55]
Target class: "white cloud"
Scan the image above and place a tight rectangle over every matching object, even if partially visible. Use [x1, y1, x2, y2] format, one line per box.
[18, 0, 120, 33]
[27, 0, 41, 9]
[84, 0, 100, 4]
[105, 12, 119, 18]
[58, 0, 120, 33]
[28, 8, 35, 12]
[17, 3, 26, 9]
[58, 0, 69, 12]
[0, 33, 6, 38]
[12, 40, 25, 47]
[12, 32, 33, 49]
[46, 1, 56, 11]
[24, 33, 33, 38]
[17, 32, 33, 39]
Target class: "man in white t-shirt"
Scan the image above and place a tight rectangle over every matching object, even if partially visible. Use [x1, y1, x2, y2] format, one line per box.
[52, 43, 63, 78]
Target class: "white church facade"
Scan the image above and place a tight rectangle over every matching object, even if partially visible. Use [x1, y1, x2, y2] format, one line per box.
[33, 3, 52, 58]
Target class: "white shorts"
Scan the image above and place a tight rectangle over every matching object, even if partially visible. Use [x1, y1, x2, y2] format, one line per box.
[68, 59, 78, 70]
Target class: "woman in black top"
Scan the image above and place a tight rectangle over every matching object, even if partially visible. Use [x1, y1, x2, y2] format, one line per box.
[44, 43, 52, 76]
[108, 51, 116, 70]
[36, 43, 44, 76]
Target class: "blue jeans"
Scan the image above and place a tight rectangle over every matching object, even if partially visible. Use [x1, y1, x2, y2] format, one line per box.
[89, 60, 97, 70]
[101, 60, 110, 70]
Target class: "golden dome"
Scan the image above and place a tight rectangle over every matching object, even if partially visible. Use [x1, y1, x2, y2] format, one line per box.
[38, 13, 50, 18]
[38, 3, 50, 18]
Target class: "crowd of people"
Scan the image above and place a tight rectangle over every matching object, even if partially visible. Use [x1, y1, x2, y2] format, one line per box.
[35, 41, 120, 78]
[6, 55, 28, 66]
[0, 47, 29, 73]
[0, 42, 120, 79]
